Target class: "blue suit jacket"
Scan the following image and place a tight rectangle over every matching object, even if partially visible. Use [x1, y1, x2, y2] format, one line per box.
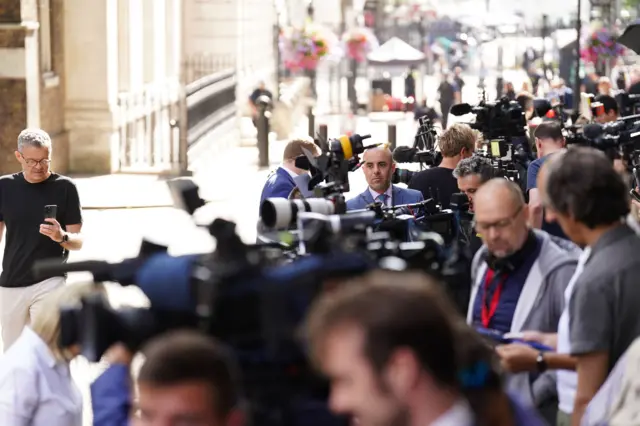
[91, 365, 131, 426]
[346, 185, 424, 211]
[259, 167, 297, 207]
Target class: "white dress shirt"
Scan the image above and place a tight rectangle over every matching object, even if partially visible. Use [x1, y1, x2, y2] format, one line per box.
[280, 165, 299, 180]
[557, 247, 592, 414]
[0, 327, 83, 426]
[431, 399, 474, 426]
[369, 186, 393, 207]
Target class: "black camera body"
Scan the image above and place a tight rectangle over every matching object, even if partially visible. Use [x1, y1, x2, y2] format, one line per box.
[451, 97, 527, 143]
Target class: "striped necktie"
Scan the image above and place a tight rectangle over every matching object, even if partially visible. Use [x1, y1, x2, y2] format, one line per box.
[377, 193, 389, 206]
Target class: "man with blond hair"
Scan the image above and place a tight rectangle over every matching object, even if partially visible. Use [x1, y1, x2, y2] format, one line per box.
[408, 123, 475, 208]
[259, 137, 321, 206]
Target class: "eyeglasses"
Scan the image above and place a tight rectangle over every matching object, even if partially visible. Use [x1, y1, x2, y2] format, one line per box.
[19, 153, 51, 168]
[472, 206, 523, 233]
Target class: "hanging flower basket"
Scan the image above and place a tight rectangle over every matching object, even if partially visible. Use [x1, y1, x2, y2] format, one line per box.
[279, 26, 331, 72]
[581, 28, 625, 64]
[343, 27, 379, 63]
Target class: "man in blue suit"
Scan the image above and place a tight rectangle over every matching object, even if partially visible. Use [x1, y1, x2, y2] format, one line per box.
[347, 146, 423, 211]
[259, 138, 321, 207]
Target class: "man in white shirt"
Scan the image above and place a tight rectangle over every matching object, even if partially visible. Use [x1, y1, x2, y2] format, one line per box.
[305, 271, 475, 426]
[346, 146, 423, 210]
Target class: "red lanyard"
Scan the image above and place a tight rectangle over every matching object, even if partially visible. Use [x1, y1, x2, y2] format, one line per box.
[481, 269, 508, 328]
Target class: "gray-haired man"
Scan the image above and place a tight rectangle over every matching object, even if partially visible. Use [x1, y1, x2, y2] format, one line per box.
[453, 156, 494, 212]
[452, 156, 494, 254]
[0, 128, 83, 351]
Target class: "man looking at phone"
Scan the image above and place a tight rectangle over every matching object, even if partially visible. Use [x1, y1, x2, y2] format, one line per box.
[0, 128, 83, 351]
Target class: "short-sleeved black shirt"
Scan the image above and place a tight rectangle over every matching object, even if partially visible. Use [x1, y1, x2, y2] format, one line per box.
[408, 167, 459, 209]
[0, 172, 83, 288]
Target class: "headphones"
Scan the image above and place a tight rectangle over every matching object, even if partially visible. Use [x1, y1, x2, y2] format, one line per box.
[485, 253, 516, 274]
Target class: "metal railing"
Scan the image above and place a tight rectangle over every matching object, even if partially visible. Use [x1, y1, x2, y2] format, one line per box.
[116, 80, 181, 173]
[182, 54, 235, 85]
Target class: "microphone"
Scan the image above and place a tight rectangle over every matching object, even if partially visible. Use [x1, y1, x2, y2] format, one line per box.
[33, 254, 200, 311]
[450, 103, 473, 116]
[583, 123, 604, 140]
[393, 147, 418, 163]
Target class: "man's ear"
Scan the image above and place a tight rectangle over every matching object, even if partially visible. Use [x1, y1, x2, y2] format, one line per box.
[14, 151, 21, 162]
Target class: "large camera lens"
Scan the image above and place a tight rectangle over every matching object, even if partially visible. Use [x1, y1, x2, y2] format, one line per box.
[260, 198, 335, 230]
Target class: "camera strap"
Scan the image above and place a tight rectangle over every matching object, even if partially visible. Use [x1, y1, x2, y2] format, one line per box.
[481, 269, 508, 328]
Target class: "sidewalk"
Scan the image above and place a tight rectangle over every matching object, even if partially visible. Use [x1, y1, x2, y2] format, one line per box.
[74, 128, 299, 210]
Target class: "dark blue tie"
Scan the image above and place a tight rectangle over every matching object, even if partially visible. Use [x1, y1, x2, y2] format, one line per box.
[377, 194, 389, 205]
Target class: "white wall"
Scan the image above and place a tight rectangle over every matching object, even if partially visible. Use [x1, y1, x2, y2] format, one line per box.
[311, 0, 342, 30]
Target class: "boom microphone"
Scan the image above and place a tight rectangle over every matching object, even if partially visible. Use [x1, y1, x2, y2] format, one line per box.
[583, 123, 604, 141]
[393, 147, 419, 163]
[450, 103, 473, 116]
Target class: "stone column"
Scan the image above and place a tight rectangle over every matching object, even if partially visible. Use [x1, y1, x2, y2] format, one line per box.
[0, 0, 41, 174]
[142, 0, 155, 84]
[64, 0, 120, 174]
[117, 0, 130, 93]
[129, 0, 144, 90]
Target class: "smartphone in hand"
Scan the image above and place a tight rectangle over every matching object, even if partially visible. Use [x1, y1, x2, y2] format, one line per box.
[44, 205, 58, 221]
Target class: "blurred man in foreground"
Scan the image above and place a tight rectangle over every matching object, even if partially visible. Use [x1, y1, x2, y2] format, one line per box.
[92, 331, 242, 426]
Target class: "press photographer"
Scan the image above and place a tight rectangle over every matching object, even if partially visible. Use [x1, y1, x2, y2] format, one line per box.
[346, 146, 423, 210]
[259, 138, 321, 205]
[593, 95, 619, 124]
[527, 121, 568, 239]
[452, 156, 494, 253]
[408, 124, 477, 208]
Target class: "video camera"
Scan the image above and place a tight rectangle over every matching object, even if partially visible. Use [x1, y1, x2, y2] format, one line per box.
[616, 92, 640, 117]
[392, 115, 442, 183]
[450, 97, 527, 143]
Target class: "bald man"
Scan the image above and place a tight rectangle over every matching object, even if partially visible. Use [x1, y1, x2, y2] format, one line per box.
[346, 147, 423, 210]
[466, 178, 577, 417]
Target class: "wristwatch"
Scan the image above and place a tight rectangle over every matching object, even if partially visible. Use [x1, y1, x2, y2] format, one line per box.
[536, 352, 548, 373]
[59, 233, 69, 244]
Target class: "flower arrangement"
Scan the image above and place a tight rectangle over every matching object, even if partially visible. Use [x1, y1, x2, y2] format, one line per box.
[581, 28, 625, 64]
[279, 26, 331, 71]
[343, 27, 379, 62]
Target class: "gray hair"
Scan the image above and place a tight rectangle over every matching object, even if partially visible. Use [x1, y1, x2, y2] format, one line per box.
[452, 156, 494, 183]
[17, 128, 52, 152]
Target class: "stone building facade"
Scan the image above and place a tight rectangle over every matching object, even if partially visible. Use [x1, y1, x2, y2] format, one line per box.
[0, 0, 278, 175]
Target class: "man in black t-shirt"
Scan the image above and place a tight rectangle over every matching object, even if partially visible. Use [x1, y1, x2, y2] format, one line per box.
[408, 124, 476, 209]
[0, 128, 83, 350]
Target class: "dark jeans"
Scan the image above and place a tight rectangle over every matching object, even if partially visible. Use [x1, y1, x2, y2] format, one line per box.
[440, 103, 452, 128]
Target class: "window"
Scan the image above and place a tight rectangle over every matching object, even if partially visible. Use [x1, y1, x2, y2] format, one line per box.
[39, 0, 53, 74]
